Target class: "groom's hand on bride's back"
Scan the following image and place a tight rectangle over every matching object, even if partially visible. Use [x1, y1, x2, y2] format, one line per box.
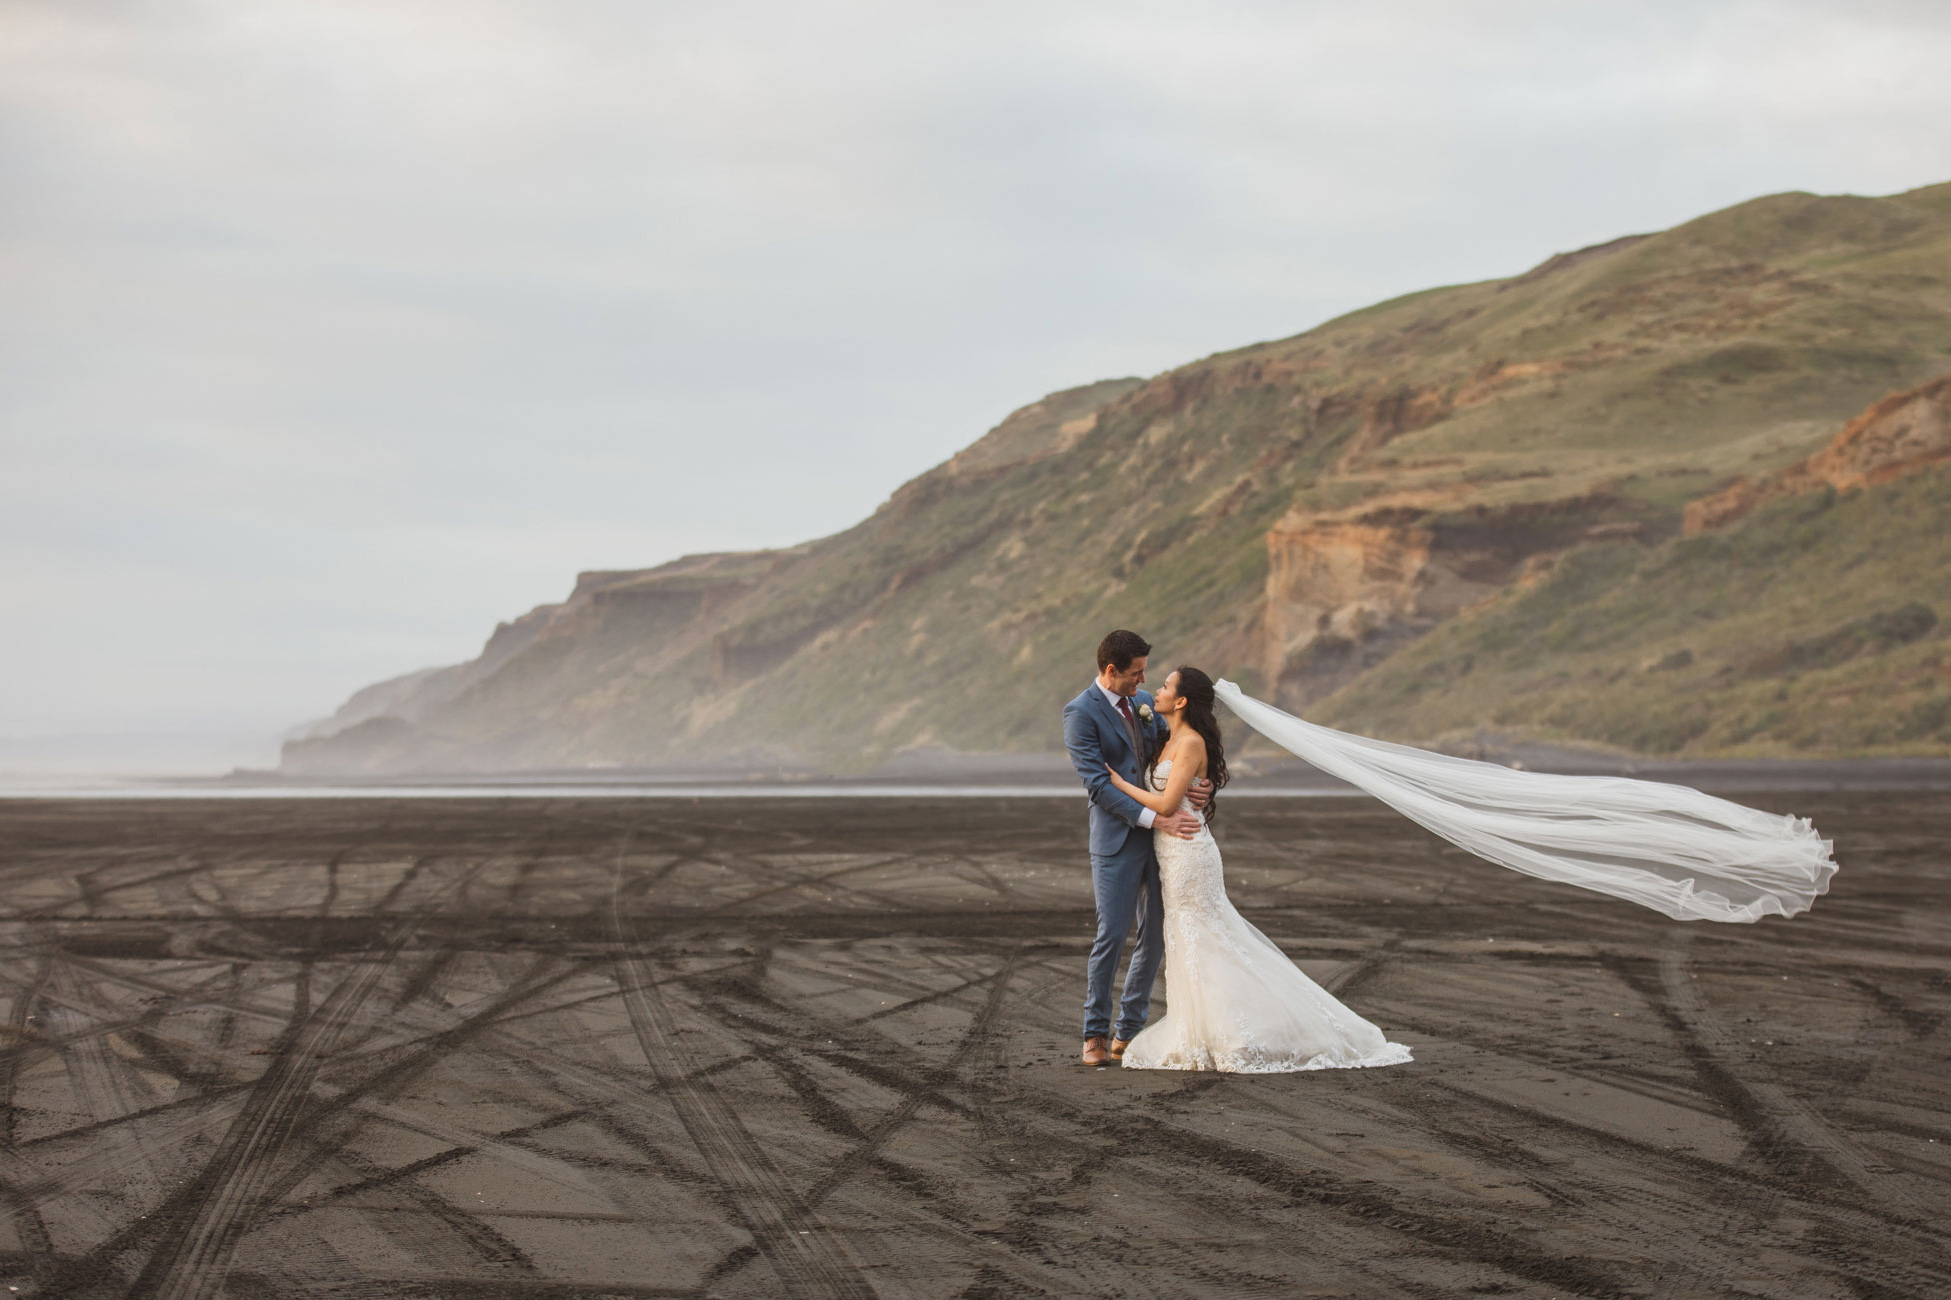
[1157, 808, 1202, 840]
[1187, 778, 1214, 811]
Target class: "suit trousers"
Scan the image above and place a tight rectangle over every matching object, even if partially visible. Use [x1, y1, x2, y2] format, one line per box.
[1083, 828, 1165, 1041]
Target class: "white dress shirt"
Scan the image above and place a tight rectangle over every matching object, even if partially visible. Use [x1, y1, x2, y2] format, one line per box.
[1096, 680, 1156, 829]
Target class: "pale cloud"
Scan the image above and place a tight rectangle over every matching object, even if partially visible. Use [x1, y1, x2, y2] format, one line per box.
[4, 0, 1950, 765]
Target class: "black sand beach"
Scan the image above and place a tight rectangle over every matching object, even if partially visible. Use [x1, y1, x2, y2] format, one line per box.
[1, 793, 1946, 1298]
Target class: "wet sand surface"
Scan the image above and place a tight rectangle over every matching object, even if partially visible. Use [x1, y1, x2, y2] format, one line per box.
[0, 794, 1946, 1299]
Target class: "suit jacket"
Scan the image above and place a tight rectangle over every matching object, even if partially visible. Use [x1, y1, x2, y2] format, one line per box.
[1063, 684, 1171, 858]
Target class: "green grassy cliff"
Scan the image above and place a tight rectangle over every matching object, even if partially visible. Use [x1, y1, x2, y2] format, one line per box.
[285, 181, 1951, 774]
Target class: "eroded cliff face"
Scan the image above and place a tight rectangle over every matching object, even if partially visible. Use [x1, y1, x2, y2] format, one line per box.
[1260, 505, 1438, 701]
[1259, 493, 1653, 708]
[1686, 374, 1951, 532]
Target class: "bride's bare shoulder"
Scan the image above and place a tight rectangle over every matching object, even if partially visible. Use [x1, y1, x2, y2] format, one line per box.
[1165, 731, 1208, 766]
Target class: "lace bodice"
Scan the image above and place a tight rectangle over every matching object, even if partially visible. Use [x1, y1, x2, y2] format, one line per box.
[1150, 758, 1200, 818]
[1149, 758, 1225, 930]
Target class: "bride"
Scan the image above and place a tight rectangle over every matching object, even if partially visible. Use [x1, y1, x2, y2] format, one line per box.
[1103, 666, 1413, 1073]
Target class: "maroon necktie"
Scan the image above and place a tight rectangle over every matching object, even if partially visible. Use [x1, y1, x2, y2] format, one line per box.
[1116, 696, 1142, 752]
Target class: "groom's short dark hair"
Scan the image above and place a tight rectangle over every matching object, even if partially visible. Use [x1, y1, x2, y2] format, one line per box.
[1097, 629, 1151, 672]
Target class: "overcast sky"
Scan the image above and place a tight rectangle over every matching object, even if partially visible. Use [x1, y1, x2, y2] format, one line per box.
[6, 0, 1951, 771]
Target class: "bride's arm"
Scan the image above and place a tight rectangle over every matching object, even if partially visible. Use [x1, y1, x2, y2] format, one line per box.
[1104, 736, 1204, 815]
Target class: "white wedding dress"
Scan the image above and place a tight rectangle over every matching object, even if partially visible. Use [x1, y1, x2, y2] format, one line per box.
[1120, 760, 1414, 1074]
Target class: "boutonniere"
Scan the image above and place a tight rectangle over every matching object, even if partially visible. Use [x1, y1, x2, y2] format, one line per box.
[1136, 703, 1154, 723]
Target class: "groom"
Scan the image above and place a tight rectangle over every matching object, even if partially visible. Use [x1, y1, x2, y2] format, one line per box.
[1063, 629, 1210, 1067]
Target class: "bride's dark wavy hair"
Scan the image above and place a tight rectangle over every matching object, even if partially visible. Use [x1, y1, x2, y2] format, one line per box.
[1159, 665, 1229, 826]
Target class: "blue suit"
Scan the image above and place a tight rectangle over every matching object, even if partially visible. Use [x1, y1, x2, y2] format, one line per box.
[1063, 683, 1171, 1042]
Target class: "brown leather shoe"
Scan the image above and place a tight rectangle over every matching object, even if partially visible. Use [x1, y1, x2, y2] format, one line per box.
[1110, 1037, 1131, 1062]
[1080, 1036, 1112, 1067]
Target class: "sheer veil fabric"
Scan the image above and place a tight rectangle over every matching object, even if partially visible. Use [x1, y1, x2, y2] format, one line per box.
[1214, 681, 1837, 923]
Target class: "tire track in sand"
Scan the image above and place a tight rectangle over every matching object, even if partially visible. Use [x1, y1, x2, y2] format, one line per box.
[124, 926, 412, 1300]
[608, 857, 876, 1300]
[1652, 940, 1934, 1225]
[0, 954, 57, 1280]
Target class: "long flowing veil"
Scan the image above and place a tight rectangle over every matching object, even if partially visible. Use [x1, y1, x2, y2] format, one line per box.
[1214, 680, 1836, 923]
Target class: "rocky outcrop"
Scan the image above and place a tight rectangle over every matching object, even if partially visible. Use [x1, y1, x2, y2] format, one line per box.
[1259, 493, 1652, 707]
[1259, 510, 1442, 700]
[1332, 385, 1457, 467]
[1685, 374, 1951, 532]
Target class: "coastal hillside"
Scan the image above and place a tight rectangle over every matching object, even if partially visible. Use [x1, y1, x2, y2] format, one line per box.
[285, 182, 1951, 774]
